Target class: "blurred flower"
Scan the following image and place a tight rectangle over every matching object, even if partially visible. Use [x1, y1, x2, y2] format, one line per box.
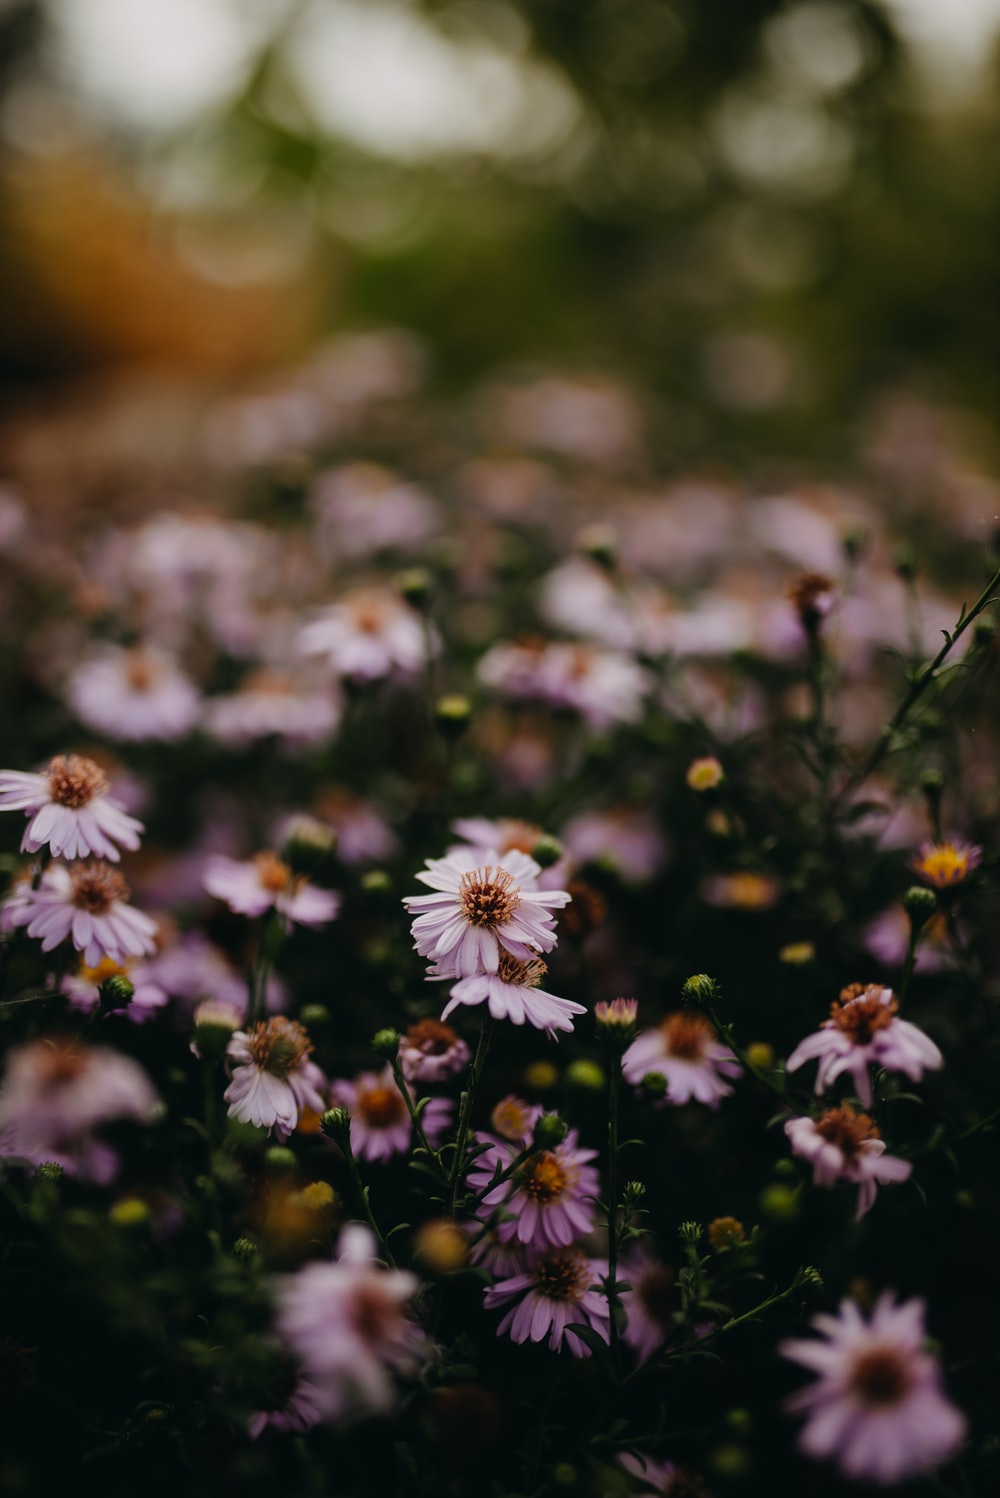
[249, 1374, 326, 1441]
[490, 1094, 542, 1144]
[622, 1013, 740, 1108]
[781, 1294, 966, 1483]
[60, 954, 167, 1024]
[310, 461, 438, 559]
[0, 755, 143, 862]
[468, 1129, 599, 1250]
[702, 871, 779, 910]
[298, 588, 434, 682]
[313, 789, 399, 865]
[561, 805, 667, 885]
[537, 643, 650, 729]
[483, 1245, 611, 1355]
[398, 1019, 470, 1084]
[911, 839, 982, 889]
[863, 906, 957, 974]
[330, 1065, 451, 1163]
[784, 1105, 911, 1220]
[619, 1244, 679, 1361]
[204, 671, 341, 751]
[686, 757, 724, 792]
[440, 951, 585, 1037]
[4, 861, 157, 966]
[786, 984, 943, 1107]
[274, 1223, 425, 1422]
[224, 1018, 327, 1142]
[404, 847, 570, 978]
[67, 646, 201, 741]
[203, 852, 340, 929]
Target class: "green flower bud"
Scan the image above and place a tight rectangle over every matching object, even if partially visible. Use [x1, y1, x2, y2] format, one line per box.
[532, 1112, 568, 1149]
[396, 567, 432, 609]
[434, 694, 473, 739]
[34, 1162, 63, 1183]
[372, 1027, 401, 1058]
[565, 1058, 606, 1092]
[759, 1182, 799, 1221]
[109, 1197, 150, 1230]
[281, 815, 336, 875]
[530, 835, 563, 869]
[263, 1146, 297, 1176]
[299, 1003, 329, 1030]
[681, 973, 719, 1005]
[99, 974, 134, 1013]
[576, 523, 617, 570]
[641, 1070, 668, 1099]
[320, 1107, 352, 1145]
[360, 869, 393, 895]
[231, 1236, 258, 1262]
[903, 885, 938, 928]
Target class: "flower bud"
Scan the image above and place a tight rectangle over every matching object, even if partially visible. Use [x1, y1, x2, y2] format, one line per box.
[576, 522, 617, 570]
[231, 1236, 258, 1262]
[622, 1180, 646, 1209]
[779, 941, 815, 965]
[281, 814, 336, 875]
[372, 1027, 401, 1058]
[745, 1042, 774, 1072]
[109, 1197, 150, 1230]
[530, 834, 564, 869]
[360, 869, 393, 896]
[99, 974, 134, 1014]
[641, 1070, 668, 1099]
[686, 756, 724, 792]
[434, 694, 473, 739]
[759, 1182, 799, 1221]
[892, 545, 917, 581]
[707, 1216, 745, 1251]
[565, 1058, 606, 1092]
[34, 1162, 63, 1184]
[191, 999, 241, 1064]
[320, 1106, 352, 1146]
[522, 1060, 558, 1091]
[903, 885, 938, 928]
[299, 1003, 330, 1030]
[681, 973, 719, 1005]
[263, 1146, 297, 1176]
[594, 996, 638, 1049]
[396, 566, 432, 609]
[415, 1219, 468, 1273]
[532, 1111, 568, 1149]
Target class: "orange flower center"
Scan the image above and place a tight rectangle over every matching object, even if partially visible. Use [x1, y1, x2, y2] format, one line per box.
[814, 1104, 879, 1159]
[829, 985, 897, 1043]
[848, 1346, 912, 1406]
[357, 1084, 406, 1130]
[247, 1018, 312, 1078]
[531, 1248, 590, 1302]
[660, 1011, 715, 1061]
[70, 862, 129, 914]
[519, 1151, 570, 1205]
[46, 755, 109, 808]
[459, 867, 521, 928]
[404, 1018, 459, 1056]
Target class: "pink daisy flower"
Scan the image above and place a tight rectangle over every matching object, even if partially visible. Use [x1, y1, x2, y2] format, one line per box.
[439, 951, 585, 1037]
[483, 1245, 611, 1356]
[224, 1017, 327, 1141]
[330, 1065, 452, 1163]
[4, 861, 157, 966]
[298, 587, 435, 683]
[203, 851, 340, 929]
[397, 1018, 470, 1084]
[781, 1293, 967, 1484]
[403, 847, 571, 979]
[784, 1105, 912, 1220]
[248, 1375, 326, 1441]
[619, 1243, 680, 1362]
[60, 954, 168, 1024]
[622, 1012, 741, 1107]
[204, 671, 341, 751]
[274, 1223, 425, 1421]
[0, 754, 143, 862]
[67, 645, 202, 741]
[467, 1129, 599, 1249]
[786, 983, 943, 1108]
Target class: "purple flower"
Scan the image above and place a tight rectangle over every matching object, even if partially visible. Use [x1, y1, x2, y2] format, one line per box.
[298, 587, 434, 682]
[483, 1246, 611, 1356]
[784, 1105, 911, 1220]
[781, 1293, 966, 1484]
[622, 1012, 740, 1107]
[786, 983, 943, 1107]
[0, 754, 143, 862]
[60, 954, 168, 1024]
[397, 1019, 470, 1084]
[67, 646, 201, 742]
[330, 1065, 452, 1163]
[467, 1129, 599, 1250]
[224, 1018, 327, 1141]
[4, 861, 157, 966]
[203, 851, 340, 929]
[440, 950, 585, 1037]
[403, 847, 570, 979]
[619, 1243, 680, 1362]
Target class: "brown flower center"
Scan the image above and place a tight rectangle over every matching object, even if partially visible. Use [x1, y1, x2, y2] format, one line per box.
[531, 1248, 590, 1302]
[636, 1264, 678, 1326]
[848, 1346, 912, 1406]
[34, 1042, 89, 1089]
[125, 650, 158, 691]
[491, 1094, 535, 1140]
[459, 866, 521, 928]
[829, 984, 897, 1044]
[253, 851, 295, 894]
[789, 571, 836, 629]
[70, 862, 129, 914]
[660, 1011, 715, 1061]
[45, 755, 108, 808]
[350, 1282, 404, 1344]
[495, 949, 547, 988]
[495, 819, 544, 855]
[357, 1083, 407, 1130]
[348, 593, 390, 634]
[405, 1018, 459, 1056]
[247, 1017, 312, 1078]
[557, 880, 607, 938]
[814, 1104, 879, 1159]
[519, 1151, 570, 1205]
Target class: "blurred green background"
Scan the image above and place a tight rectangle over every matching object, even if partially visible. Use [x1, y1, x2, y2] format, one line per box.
[1, 0, 999, 467]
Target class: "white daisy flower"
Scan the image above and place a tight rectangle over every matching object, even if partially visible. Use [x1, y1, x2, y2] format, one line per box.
[0, 754, 143, 862]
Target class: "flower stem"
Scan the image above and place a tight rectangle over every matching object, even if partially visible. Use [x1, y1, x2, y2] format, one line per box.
[447, 1015, 494, 1221]
[606, 1055, 622, 1376]
[340, 1127, 397, 1267]
[389, 1056, 448, 1186]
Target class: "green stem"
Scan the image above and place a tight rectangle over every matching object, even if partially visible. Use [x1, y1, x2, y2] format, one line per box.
[707, 1004, 805, 1114]
[341, 1130, 396, 1267]
[606, 1056, 622, 1376]
[389, 1057, 448, 1186]
[447, 1015, 495, 1221]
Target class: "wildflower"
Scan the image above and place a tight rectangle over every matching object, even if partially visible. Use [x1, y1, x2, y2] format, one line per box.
[204, 671, 341, 750]
[60, 954, 167, 1024]
[594, 997, 639, 1045]
[329, 1065, 452, 1163]
[789, 571, 837, 636]
[404, 847, 570, 978]
[911, 839, 982, 889]
[483, 1246, 611, 1356]
[622, 1012, 740, 1108]
[561, 805, 668, 885]
[67, 646, 201, 741]
[398, 1019, 470, 1084]
[703, 871, 779, 910]
[0, 1037, 159, 1181]
[298, 587, 435, 682]
[781, 1293, 967, 1484]
[4, 861, 157, 966]
[249, 1373, 326, 1440]
[537, 642, 650, 729]
[0, 755, 143, 862]
[468, 1129, 600, 1249]
[786, 983, 943, 1107]
[686, 756, 724, 791]
[440, 951, 586, 1037]
[274, 1224, 425, 1421]
[314, 788, 399, 865]
[619, 1244, 680, 1361]
[784, 1105, 912, 1220]
[203, 852, 340, 929]
[490, 1094, 541, 1143]
[224, 1018, 327, 1141]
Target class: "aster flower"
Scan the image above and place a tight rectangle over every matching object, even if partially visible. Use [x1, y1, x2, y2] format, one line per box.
[536, 642, 650, 729]
[0, 754, 143, 862]
[67, 645, 201, 741]
[784, 1105, 912, 1220]
[60, 954, 168, 1024]
[619, 1244, 680, 1361]
[274, 1224, 425, 1422]
[561, 805, 668, 886]
[204, 671, 341, 751]
[203, 852, 340, 929]
[398, 1019, 470, 1084]
[224, 1018, 327, 1141]
[248, 1371, 326, 1441]
[786, 983, 943, 1107]
[4, 861, 157, 966]
[781, 1293, 967, 1484]
[467, 1129, 599, 1249]
[440, 951, 586, 1037]
[911, 838, 982, 889]
[404, 846, 570, 978]
[0, 1037, 159, 1181]
[330, 1065, 452, 1163]
[298, 587, 435, 683]
[622, 1012, 741, 1107]
[483, 1246, 611, 1356]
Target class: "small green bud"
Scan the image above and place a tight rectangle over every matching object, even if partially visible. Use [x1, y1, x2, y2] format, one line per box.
[681, 973, 719, 1005]
[434, 694, 472, 739]
[641, 1070, 668, 1099]
[99, 974, 135, 1013]
[552, 1462, 578, 1488]
[372, 1027, 401, 1058]
[360, 869, 393, 895]
[34, 1162, 64, 1184]
[532, 1112, 568, 1149]
[281, 814, 336, 875]
[231, 1236, 258, 1262]
[320, 1107, 352, 1145]
[710, 1443, 750, 1478]
[622, 1179, 647, 1207]
[109, 1197, 151, 1230]
[892, 545, 917, 581]
[263, 1146, 297, 1176]
[530, 835, 563, 869]
[759, 1182, 799, 1221]
[576, 523, 617, 570]
[565, 1058, 606, 1091]
[726, 1408, 753, 1435]
[920, 769, 944, 802]
[396, 566, 432, 608]
[903, 885, 938, 927]
[299, 1003, 330, 1030]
